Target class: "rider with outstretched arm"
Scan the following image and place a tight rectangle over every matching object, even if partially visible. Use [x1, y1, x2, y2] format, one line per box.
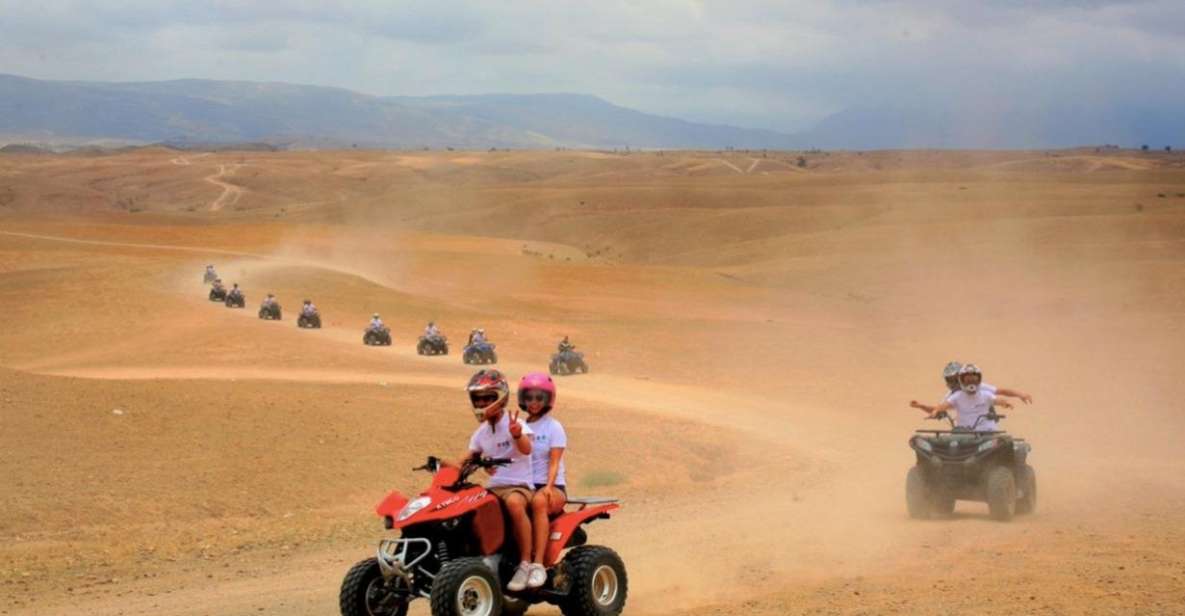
[924, 364, 1014, 430]
[910, 360, 1032, 414]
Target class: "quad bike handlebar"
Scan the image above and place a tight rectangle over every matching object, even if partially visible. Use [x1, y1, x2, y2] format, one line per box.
[925, 410, 1006, 431]
[413, 455, 512, 489]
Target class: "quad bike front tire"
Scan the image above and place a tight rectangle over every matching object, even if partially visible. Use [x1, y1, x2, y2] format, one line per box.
[1015, 464, 1037, 515]
[986, 466, 1017, 522]
[430, 557, 503, 616]
[559, 546, 628, 616]
[340, 557, 410, 616]
[905, 465, 932, 519]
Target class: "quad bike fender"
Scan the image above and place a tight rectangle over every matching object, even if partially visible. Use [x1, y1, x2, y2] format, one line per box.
[544, 503, 619, 566]
[375, 490, 411, 520]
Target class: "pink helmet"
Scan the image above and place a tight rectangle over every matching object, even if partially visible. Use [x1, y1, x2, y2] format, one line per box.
[517, 371, 557, 413]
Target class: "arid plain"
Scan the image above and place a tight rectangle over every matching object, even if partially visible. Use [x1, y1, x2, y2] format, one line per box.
[2, 148, 1185, 615]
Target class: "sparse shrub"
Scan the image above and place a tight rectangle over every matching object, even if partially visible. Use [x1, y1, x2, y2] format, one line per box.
[1158, 193, 1167, 198]
[581, 470, 625, 488]
[1135, 203, 1144, 212]
[1141, 145, 1150, 152]
[1167, 146, 1174, 152]
[797, 156, 807, 168]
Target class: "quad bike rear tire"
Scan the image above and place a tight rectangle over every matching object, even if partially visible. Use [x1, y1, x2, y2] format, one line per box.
[986, 466, 1017, 522]
[559, 546, 628, 616]
[1015, 464, 1037, 515]
[339, 557, 410, 616]
[905, 465, 932, 519]
[430, 557, 503, 616]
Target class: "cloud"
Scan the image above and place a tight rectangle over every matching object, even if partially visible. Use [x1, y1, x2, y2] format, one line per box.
[0, 0, 1179, 132]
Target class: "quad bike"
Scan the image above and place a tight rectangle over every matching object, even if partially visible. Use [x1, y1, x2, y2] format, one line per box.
[258, 302, 282, 320]
[340, 456, 626, 616]
[224, 291, 246, 308]
[204, 271, 218, 284]
[297, 311, 322, 329]
[549, 350, 588, 376]
[418, 334, 449, 356]
[364, 326, 392, 346]
[906, 410, 1036, 521]
[208, 287, 227, 302]
[463, 342, 498, 365]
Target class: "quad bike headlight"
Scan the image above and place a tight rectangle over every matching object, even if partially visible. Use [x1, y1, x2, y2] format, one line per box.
[396, 496, 432, 522]
[977, 438, 999, 453]
[912, 437, 932, 452]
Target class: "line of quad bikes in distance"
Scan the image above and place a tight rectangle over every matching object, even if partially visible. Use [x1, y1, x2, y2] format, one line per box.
[205, 282, 590, 375]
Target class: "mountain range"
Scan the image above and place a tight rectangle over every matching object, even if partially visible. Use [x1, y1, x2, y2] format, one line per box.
[1, 73, 1181, 150]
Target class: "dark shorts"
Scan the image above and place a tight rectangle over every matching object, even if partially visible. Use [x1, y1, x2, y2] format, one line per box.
[534, 484, 567, 494]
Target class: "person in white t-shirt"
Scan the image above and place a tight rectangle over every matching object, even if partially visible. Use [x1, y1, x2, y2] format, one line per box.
[910, 360, 1033, 415]
[927, 364, 1015, 430]
[517, 371, 567, 589]
[450, 369, 536, 592]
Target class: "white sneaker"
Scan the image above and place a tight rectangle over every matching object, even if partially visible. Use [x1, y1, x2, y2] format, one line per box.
[507, 562, 531, 592]
[526, 563, 547, 589]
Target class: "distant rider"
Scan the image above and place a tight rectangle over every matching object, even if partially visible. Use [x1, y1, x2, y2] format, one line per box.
[204, 264, 218, 283]
[211, 278, 225, 293]
[926, 364, 1015, 430]
[471, 328, 487, 345]
[557, 336, 575, 353]
[301, 299, 317, 316]
[228, 283, 242, 298]
[262, 293, 277, 307]
[424, 321, 441, 338]
[369, 313, 385, 331]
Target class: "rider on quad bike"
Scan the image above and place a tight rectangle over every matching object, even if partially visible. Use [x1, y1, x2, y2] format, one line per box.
[225, 283, 245, 308]
[550, 337, 587, 375]
[208, 278, 227, 301]
[910, 361, 1033, 415]
[258, 293, 281, 320]
[520, 372, 569, 586]
[463, 329, 497, 364]
[907, 364, 1036, 521]
[364, 313, 392, 345]
[298, 299, 321, 328]
[204, 264, 218, 284]
[418, 321, 449, 355]
[452, 370, 538, 591]
[339, 369, 626, 616]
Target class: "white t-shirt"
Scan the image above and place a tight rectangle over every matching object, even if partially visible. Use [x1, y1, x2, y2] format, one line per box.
[468, 413, 534, 488]
[944, 382, 996, 402]
[946, 389, 999, 431]
[527, 415, 567, 487]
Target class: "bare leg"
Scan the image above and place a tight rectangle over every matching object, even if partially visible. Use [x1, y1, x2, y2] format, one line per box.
[531, 492, 550, 563]
[505, 493, 532, 563]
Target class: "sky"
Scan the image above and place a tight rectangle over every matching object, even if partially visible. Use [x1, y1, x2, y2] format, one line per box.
[1, 0, 1182, 132]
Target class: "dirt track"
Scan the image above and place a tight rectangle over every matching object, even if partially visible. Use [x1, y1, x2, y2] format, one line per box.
[2, 148, 1185, 615]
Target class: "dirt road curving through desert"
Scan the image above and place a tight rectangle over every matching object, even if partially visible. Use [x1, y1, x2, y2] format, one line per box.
[2, 148, 1184, 615]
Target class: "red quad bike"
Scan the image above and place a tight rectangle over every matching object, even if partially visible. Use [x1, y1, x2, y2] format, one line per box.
[340, 456, 627, 616]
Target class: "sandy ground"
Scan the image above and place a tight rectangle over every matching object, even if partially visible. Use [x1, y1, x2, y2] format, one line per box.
[2, 147, 1185, 615]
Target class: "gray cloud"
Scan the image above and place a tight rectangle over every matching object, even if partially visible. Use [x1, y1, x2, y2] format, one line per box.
[0, 0, 1180, 132]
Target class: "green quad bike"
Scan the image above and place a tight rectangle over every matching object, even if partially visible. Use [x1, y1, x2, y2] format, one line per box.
[906, 410, 1036, 521]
